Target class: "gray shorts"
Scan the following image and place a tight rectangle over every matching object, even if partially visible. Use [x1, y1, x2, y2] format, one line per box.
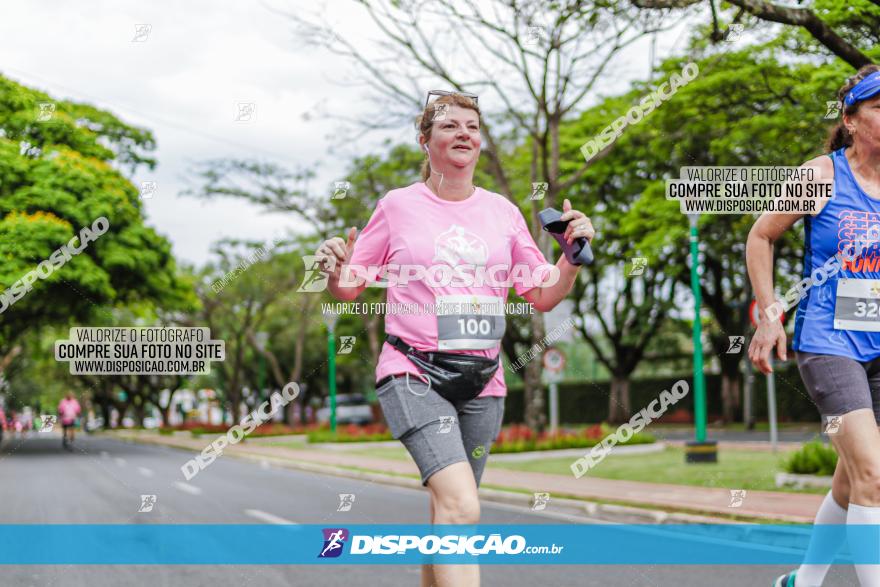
[376, 374, 505, 487]
[796, 351, 880, 423]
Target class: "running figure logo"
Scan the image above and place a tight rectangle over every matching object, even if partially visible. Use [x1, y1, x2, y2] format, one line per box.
[726, 336, 745, 354]
[132, 24, 152, 42]
[297, 256, 330, 293]
[37, 102, 55, 122]
[628, 257, 647, 276]
[728, 490, 746, 508]
[234, 102, 256, 123]
[824, 415, 843, 435]
[531, 492, 550, 511]
[337, 494, 355, 512]
[138, 495, 157, 513]
[318, 528, 349, 558]
[825, 101, 841, 119]
[726, 23, 744, 42]
[38, 415, 56, 432]
[332, 181, 350, 200]
[437, 416, 455, 434]
[140, 181, 157, 199]
[337, 336, 356, 355]
[529, 182, 548, 201]
[431, 103, 449, 122]
[525, 26, 545, 45]
[433, 225, 490, 276]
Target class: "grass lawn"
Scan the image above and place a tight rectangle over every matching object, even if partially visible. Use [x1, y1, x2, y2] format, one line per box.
[260, 439, 412, 461]
[489, 446, 826, 493]
[260, 439, 308, 448]
[258, 439, 825, 494]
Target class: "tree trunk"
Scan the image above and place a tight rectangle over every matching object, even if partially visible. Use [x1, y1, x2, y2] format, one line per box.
[608, 375, 632, 423]
[718, 347, 743, 423]
[132, 401, 146, 427]
[100, 400, 112, 430]
[524, 311, 547, 432]
[721, 372, 742, 424]
[158, 405, 171, 427]
[0, 345, 22, 377]
[230, 390, 242, 423]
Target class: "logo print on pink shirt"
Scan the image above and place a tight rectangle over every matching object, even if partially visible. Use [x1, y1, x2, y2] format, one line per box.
[432, 225, 489, 269]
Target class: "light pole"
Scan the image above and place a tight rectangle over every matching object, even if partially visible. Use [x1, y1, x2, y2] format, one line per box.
[322, 309, 339, 433]
[685, 214, 717, 463]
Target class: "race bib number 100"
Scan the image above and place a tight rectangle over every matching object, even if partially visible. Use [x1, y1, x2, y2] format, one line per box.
[834, 278, 880, 332]
[435, 294, 506, 351]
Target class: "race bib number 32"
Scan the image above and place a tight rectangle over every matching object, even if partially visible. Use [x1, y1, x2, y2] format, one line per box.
[834, 278, 880, 332]
[435, 294, 506, 351]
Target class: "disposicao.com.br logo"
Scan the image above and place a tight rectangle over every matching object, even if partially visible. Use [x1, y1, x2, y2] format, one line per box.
[318, 528, 562, 557]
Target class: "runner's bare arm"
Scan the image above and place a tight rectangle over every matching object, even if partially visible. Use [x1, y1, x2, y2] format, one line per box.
[746, 156, 832, 373]
[747, 156, 833, 315]
[522, 257, 580, 312]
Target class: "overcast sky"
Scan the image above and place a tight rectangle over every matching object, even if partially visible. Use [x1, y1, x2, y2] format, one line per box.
[1, 1, 699, 267]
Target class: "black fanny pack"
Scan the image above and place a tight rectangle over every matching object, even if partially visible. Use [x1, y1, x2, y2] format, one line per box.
[385, 334, 499, 402]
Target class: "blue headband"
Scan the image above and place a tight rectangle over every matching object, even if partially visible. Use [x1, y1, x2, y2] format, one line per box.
[845, 71, 880, 106]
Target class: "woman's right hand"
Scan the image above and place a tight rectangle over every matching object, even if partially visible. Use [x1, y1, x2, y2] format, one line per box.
[316, 227, 358, 279]
[748, 318, 787, 375]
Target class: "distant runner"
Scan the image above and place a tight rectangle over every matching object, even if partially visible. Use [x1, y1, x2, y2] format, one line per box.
[58, 392, 82, 450]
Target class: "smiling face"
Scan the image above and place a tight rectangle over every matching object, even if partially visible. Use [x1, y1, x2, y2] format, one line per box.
[421, 105, 481, 175]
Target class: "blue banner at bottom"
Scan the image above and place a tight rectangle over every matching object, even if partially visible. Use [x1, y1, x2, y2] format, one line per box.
[0, 524, 876, 565]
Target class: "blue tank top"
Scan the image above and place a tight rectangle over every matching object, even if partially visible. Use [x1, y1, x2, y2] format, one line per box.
[793, 147, 880, 360]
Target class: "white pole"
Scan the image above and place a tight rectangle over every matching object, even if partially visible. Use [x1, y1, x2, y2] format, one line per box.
[549, 381, 559, 433]
[767, 358, 778, 453]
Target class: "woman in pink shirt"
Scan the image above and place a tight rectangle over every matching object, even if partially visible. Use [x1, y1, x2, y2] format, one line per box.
[317, 91, 594, 587]
[58, 392, 82, 450]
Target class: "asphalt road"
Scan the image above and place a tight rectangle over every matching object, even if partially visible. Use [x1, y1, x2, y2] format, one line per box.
[0, 432, 859, 586]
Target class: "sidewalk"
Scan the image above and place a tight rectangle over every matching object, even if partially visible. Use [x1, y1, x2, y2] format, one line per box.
[110, 430, 822, 523]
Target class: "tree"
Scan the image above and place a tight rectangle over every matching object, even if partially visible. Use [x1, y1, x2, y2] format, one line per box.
[564, 48, 839, 421]
[195, 241, 299, 423]
[630, 0, 878, 69]
[0, 74, 193, 379]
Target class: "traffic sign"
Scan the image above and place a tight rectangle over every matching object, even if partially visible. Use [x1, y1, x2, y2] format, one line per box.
[542, 348, 565, 373]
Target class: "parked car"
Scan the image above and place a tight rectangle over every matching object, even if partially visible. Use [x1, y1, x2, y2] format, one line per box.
[316, 393, 373, 425]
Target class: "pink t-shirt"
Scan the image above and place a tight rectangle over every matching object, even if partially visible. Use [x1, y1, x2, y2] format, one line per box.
[58, 397, 81, 424]
[346, 182, 554, 397]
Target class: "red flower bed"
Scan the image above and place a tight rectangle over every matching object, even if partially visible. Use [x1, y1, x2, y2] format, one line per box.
[491, 423, 655, 454]
[162, 421, 328, 437]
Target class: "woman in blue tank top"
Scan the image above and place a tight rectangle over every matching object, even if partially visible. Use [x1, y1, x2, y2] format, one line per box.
[748, 65, 880, 587]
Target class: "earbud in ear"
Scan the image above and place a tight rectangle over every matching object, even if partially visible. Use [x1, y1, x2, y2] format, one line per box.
[423, 145, 429, 153]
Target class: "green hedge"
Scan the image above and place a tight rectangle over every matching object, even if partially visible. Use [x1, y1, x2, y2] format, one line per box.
[307, 429, 394, 443]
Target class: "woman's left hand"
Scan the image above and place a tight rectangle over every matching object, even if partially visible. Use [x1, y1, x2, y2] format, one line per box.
[560, 198, 595, 245]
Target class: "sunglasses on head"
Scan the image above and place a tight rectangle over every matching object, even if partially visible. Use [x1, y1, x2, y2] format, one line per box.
[424, 90, 479, 109]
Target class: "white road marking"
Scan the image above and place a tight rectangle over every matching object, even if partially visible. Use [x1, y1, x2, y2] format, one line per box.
[114, 457, 126, 466]
[244, 509, 297, 525]
[138, 466, 154, 477]
[173, 481, 202, 495]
